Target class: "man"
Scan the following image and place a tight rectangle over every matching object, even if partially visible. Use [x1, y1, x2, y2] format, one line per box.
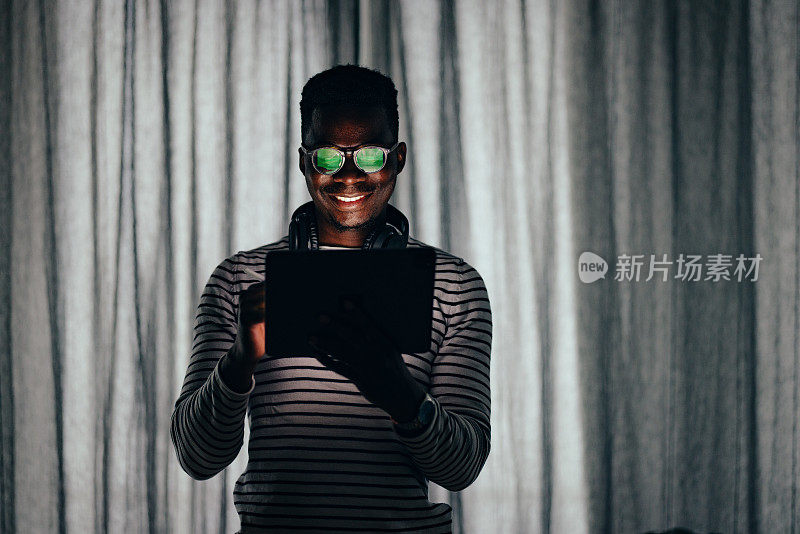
[171, 65, 492, 533]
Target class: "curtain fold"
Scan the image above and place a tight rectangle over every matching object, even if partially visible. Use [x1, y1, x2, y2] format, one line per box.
[2, 0, 798, 533]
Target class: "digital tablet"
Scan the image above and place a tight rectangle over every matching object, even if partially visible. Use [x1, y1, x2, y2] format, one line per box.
[264, 247, 436, 357]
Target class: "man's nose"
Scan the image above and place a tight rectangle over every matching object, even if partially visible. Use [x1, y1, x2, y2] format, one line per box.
[332, 153, 366, 182]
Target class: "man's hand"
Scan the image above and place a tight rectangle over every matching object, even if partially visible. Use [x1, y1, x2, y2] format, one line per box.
[236, 280, 267, 361]
[307, 298, 427, 422]
[220, 281, 266, 393]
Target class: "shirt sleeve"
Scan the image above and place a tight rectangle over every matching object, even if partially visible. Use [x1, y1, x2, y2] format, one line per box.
[396, 259, 492, 491]
[170, 253, 254, 480]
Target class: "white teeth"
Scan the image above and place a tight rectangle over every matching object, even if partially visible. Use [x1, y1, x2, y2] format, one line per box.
[334, 194, 366, 202]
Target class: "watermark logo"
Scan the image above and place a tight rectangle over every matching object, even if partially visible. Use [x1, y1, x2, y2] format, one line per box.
[578, 251, 608, 284]
[578, 252, 762, 283]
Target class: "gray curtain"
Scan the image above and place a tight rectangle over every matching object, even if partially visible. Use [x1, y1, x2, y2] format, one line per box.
[1, 0, 798, 533]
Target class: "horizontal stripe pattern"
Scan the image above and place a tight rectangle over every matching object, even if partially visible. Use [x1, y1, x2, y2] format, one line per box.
[170, 236, 492, 532]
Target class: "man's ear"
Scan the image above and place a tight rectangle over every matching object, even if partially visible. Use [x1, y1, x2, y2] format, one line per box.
[298, 147, 306, 174]
[395, 142, 407, 174]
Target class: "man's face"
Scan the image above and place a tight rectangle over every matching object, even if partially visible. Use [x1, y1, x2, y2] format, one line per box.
[299, 105, 406, 244]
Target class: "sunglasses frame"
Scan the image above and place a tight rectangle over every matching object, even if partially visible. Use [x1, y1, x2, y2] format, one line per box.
[300, 142, 400, 175]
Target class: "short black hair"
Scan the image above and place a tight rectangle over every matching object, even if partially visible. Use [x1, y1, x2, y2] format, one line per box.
[300, 64, 399, 143]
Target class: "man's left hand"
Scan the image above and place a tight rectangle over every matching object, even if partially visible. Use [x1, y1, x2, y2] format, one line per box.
[307, 298, 427, 423]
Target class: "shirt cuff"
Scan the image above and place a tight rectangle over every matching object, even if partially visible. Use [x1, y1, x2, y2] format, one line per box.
[212, 359, 256, 400]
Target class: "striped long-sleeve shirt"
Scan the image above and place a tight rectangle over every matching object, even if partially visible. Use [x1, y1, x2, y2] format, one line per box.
[170, 235, 492, 533]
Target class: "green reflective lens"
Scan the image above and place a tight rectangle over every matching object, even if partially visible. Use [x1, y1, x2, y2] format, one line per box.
[314, 148, 343, 173]
[309, 145, 391, 174]
[355, 147, 386, 172]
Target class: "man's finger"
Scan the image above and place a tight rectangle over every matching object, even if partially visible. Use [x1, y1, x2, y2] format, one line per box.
[307, 330, 354, 360]
[308, 337, 363, 382]
[241, 282, 266, 301]
[313, 352, 357, 381]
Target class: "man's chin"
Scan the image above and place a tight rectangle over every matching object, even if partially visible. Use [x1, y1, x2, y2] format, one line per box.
[315, 198, 386, 233]
[328, 216, 374, 232]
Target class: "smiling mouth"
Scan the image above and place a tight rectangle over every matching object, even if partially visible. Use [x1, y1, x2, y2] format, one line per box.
[327, 191, 373, 207]
[333, 194, 367, 202]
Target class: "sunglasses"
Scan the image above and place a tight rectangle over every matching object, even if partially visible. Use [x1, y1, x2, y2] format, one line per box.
[300, 142, 400, 175]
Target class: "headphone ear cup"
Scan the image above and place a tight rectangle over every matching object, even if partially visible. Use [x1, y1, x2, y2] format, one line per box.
[362, 228, 384, 250]
[288, 216, 303, 250]
[384, 204, 409, 249]
[368, 228, 401, 249]
[372, 231, 405, 249]
[361, 204, 409, 249]
[288, 201, 317, 250]
[383, 231, 407, 249]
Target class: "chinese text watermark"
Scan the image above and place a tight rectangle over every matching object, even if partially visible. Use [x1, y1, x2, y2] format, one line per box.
[578, 252, 762, 284]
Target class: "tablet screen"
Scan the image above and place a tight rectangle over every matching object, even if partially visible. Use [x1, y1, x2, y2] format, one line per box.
[264, 248, 436, 357]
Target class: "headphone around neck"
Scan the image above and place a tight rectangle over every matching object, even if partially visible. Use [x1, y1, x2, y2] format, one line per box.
[288, 200, 409, 250]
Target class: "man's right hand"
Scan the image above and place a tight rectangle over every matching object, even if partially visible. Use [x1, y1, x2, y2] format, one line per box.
[220, 281, 266, 393]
